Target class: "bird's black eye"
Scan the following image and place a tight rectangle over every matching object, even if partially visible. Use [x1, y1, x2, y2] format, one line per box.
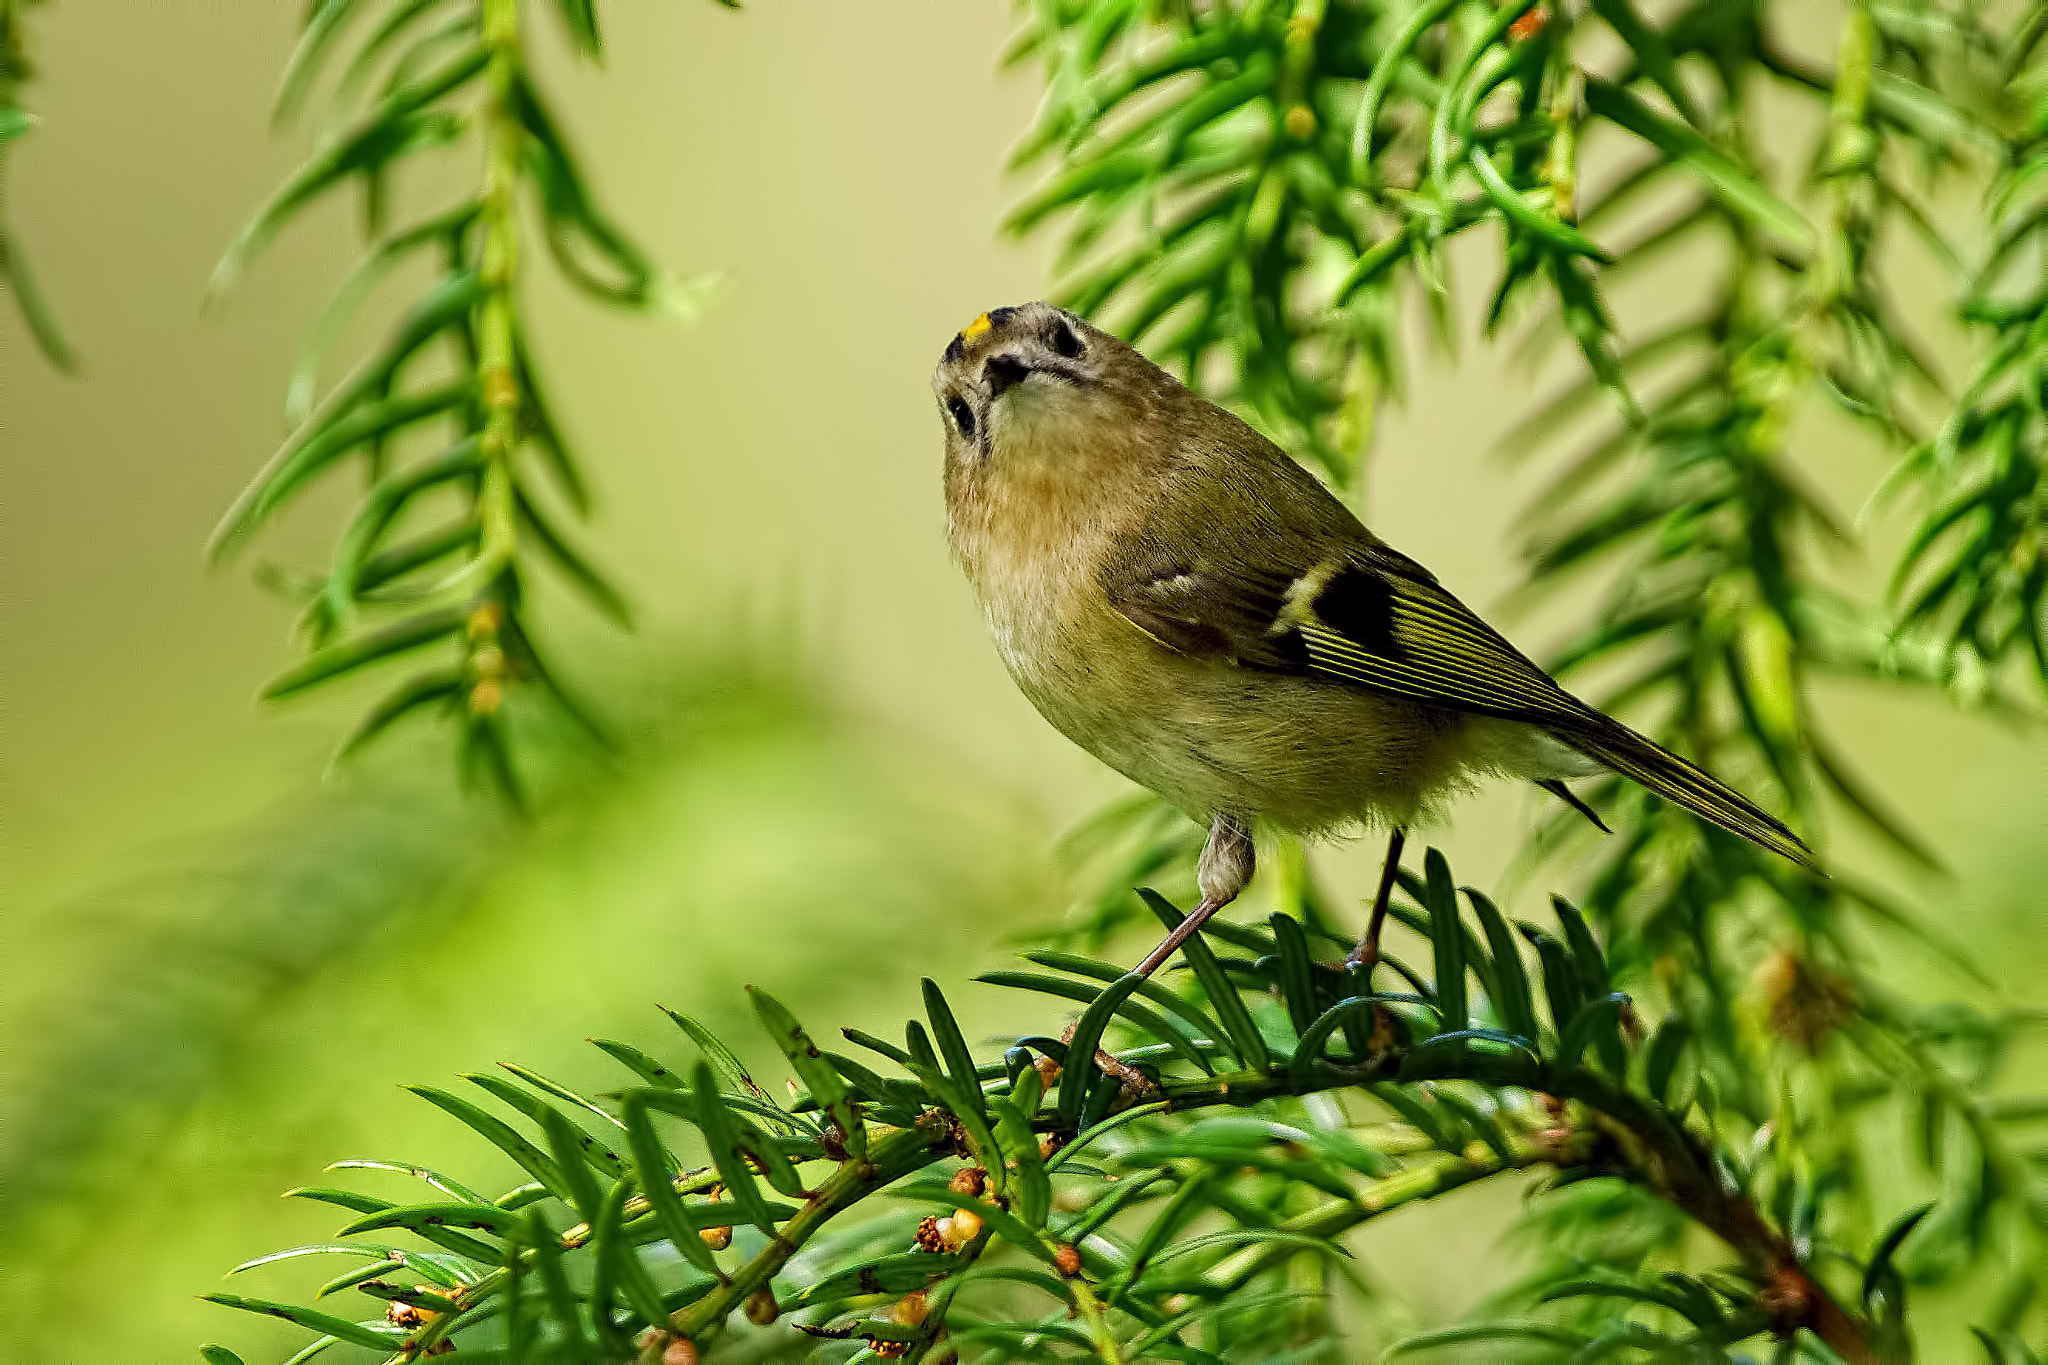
[947, 395, 975, 438]
[1049, 318, 1084, 358]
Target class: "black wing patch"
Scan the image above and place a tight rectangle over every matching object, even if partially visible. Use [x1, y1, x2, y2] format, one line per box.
[1311, 565, 1401, 660]
[1291, 550, 1587, 727]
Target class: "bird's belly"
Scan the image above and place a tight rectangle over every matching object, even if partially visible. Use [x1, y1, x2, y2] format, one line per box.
[993, 602, 1478, 832]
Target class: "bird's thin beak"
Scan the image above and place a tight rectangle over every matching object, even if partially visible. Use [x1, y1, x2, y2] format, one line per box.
[985, 354, 1029, 399]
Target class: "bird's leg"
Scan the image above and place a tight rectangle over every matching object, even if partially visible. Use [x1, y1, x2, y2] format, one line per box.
[1345, 825, 1407, 977]
[1131, 812, 1254, 978]
[1058, 816, 1251, 1094]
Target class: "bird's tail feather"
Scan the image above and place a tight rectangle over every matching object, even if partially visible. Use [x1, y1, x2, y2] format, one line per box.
[1557, 721, 1819, 872]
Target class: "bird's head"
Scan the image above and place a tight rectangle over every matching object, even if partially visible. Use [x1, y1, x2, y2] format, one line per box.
[931, 302, 1146, 470]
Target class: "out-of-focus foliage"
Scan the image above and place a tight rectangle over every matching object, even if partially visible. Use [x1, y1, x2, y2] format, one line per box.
[0, 0, 73, 368]
[207, 0, 725, 803]
[1889, 11, 2048, 698]
[0, 645, 1056, 1360]
[189, 0, 2048, 1361]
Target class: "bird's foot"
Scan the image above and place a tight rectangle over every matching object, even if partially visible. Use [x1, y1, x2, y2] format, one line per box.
[1341, 942, 1400, 1053]
[1057, 1020, 1160, 1099]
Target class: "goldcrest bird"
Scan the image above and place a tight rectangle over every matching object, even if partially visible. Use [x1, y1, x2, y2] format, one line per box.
[935, 301, 1814, 979]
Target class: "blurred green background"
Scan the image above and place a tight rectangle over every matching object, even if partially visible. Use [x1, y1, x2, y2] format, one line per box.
[3, 4, 2045, 1361]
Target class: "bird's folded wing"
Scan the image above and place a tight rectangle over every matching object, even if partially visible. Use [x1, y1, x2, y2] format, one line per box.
[1106, 543, 1593, 731]
[1105, 539, 1817, 868]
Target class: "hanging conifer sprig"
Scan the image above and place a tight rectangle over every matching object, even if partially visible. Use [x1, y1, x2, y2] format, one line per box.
[0, 0, 73, 369]
[209, 0, 726, 801]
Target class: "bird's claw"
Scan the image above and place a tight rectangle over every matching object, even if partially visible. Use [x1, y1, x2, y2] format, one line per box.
[1058, 1021, 1161, 1099]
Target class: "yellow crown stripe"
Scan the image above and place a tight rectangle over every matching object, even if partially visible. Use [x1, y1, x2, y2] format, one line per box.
[960, 312, 994, 343]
